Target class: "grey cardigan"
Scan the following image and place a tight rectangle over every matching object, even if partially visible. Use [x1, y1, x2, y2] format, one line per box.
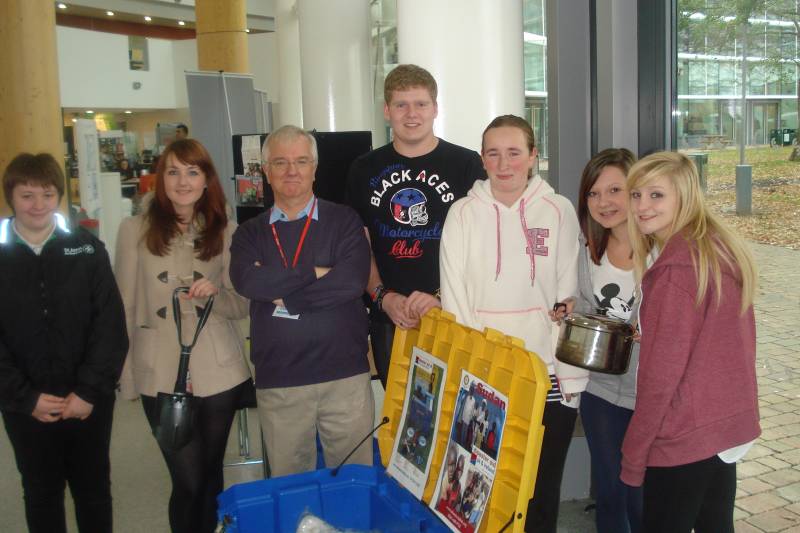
[576, 235, 640, 410]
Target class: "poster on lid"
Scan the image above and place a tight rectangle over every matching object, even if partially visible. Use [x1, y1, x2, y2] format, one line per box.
[386, 347, 447, 499]
[430, 370, 507, 533]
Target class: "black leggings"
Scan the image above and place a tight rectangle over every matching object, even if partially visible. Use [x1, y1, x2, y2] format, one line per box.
[525, 400, 578, 533]
[643, 455, 736, 533]
[142, 380, 248, 533]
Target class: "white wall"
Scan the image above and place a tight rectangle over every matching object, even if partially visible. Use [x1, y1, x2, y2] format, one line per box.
[57, 27, 279, 118]
[248, 32, 279, 102]
[172, 39, 199, 109]
[57, 26, 180, 109]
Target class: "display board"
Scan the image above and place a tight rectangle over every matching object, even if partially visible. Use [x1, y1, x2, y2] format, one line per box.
[186, 71, 259, 208]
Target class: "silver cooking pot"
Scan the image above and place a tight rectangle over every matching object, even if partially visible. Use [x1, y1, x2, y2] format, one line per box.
[553, 303, 635, 375]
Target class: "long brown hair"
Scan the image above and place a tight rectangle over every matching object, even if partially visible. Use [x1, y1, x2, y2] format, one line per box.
[144, 139, 227, 260]
[577, 148, 636, 265]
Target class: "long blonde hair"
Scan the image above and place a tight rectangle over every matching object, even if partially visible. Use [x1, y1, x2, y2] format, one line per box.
[626, 152, 756, 314]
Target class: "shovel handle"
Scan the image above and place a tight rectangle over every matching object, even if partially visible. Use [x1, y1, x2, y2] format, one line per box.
[172, 287, 215, 351]
[174, 348, 192, 394]
[171, 287, 215, 393]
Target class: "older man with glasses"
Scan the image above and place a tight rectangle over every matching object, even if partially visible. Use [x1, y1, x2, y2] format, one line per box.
[230, 125, 374, 477]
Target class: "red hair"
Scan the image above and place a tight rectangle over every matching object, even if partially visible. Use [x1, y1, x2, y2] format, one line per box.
[144, 139, 227, 261]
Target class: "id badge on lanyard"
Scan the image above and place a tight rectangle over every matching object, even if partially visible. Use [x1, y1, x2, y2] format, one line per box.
[269, 198, 317, 320]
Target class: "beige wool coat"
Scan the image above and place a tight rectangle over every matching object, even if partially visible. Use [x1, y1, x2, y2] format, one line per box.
[114, 214, 250, 399]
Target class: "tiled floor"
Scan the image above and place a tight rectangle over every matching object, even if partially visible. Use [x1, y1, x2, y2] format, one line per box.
[731, 244, 800, 533]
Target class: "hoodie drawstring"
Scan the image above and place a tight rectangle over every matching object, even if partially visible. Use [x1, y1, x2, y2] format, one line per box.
[494, 204, 501, 281]
[493, 199, 535, 285]
[519, 198, 536, 286]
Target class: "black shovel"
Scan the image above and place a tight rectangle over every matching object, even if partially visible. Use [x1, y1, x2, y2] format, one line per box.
[153, 286, 214, 453]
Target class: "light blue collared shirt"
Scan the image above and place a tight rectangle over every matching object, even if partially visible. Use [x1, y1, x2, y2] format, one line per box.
[268, 195, 319, 224]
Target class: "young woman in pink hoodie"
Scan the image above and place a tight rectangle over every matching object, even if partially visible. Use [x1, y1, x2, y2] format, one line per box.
[621, 151, 760, 533]
[440, 115, 584, 533]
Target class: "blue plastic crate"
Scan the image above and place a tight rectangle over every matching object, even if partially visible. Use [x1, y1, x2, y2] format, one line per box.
[217, 464, 449, 533]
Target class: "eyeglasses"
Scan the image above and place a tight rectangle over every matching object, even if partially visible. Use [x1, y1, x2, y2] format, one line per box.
[268, 158, 315, 172]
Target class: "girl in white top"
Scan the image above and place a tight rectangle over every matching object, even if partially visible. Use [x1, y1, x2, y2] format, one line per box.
[552, 148, 642, 533]
[440, 115, 584, 533]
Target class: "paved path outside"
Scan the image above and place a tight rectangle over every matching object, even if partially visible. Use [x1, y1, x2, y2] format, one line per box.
[733, 244, 800, 533]
[558, 243, 800, 533]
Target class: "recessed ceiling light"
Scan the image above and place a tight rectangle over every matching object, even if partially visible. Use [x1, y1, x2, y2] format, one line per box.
[106, 11, 114, 16]
[57, 3, 67, 9]
[144, 16, 152, 22]
[178, 20, 186, 26]
[124, 110, 132, 114]
[71, 118, 77, 123]
[245, 28, 251, 33]
[86, 110, 94, 114]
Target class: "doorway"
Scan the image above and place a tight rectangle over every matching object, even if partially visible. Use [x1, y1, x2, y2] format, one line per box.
[750, 101, 779, 146]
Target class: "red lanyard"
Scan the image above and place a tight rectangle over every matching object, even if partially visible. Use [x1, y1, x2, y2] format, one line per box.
[270, 198, 317, 269]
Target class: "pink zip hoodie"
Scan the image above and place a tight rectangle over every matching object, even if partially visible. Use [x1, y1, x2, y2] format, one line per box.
[620, 234, 760, 486]
[440, 176, 587, 393]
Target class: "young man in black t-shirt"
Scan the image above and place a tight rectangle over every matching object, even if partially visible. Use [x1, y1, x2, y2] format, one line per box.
[346, 64, 485, 385]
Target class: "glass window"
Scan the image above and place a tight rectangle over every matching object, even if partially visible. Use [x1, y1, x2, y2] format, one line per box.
[524, 42, 546, 93]
[128, 36, 148, 71]
[524, 0, 548, 161]
[784, 64, 798, 95]
[749, 63, 766, 95]
[688, 60, 707, 95]
[782, 98, 798, 129]
[766, 64, 782, 95]
[524, 0, 545, 36]
[678, 60, 690, 94]
[719, 61, 737, 95]
[707, 60, 720, 95]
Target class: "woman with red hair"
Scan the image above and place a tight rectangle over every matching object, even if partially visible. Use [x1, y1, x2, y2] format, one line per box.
[115, 139, 251, 533]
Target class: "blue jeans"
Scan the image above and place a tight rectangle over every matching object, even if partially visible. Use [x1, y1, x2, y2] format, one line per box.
[581, 392, 643, 533]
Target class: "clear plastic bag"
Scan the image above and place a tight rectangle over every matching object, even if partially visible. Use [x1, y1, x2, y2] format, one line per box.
[295, 511, 376, 533]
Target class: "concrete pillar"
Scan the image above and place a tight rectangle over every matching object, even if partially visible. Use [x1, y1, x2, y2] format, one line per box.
[0, 0, 65, 216]
[275, 0, 304, 127]
[195, 0, 249, 73]
[297, 0, 373, 132]
[396, 0, 525, 153]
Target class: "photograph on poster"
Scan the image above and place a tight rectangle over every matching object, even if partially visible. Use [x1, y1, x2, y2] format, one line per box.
[431, 371, 507, 533]
[387, 347, 447, 499]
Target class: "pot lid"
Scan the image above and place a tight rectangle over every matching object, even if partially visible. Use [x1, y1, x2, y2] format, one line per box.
[563, 312, 634, 335]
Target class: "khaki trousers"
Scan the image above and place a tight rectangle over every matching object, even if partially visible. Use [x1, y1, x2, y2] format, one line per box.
[256, 372, 374, 477]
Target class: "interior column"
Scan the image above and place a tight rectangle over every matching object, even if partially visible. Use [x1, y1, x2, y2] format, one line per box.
[195, 0, 250, 73]
[296, 0, 373, 132]
[395, 0, 525, 153]
[0, 0, 65, 215]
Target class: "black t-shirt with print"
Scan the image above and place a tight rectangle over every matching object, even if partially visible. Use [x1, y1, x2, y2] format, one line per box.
[346, 139, 485, 317]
